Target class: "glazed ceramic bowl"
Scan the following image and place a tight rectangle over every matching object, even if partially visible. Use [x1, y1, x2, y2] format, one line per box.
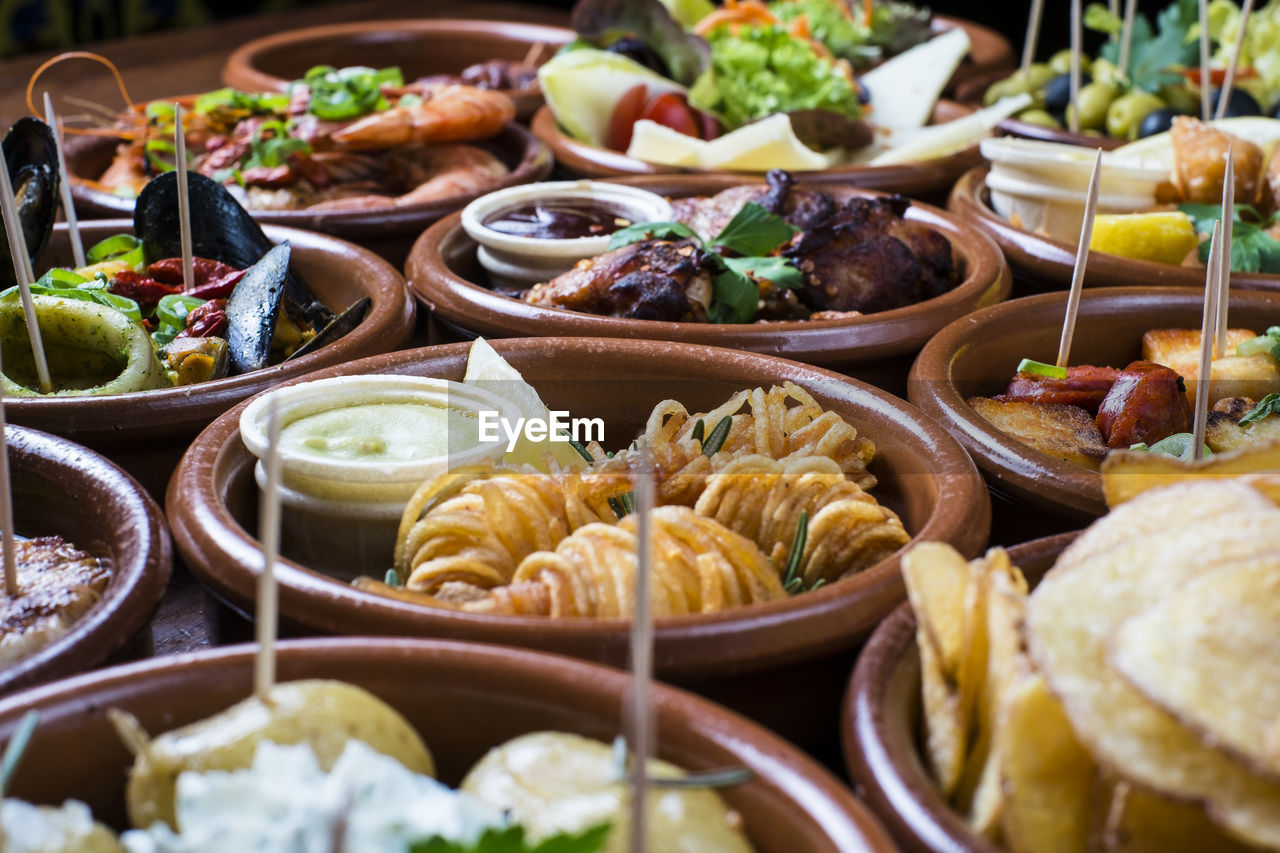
[0, 637, 896, 851]
[0, 425, 170, 695]
[63, 116, 552, 264]
[10, 221, 415, 497]
[166, 337, 990, 746]
[531, 100, 985, 199]
[408, 175, 1010, 392]
[908, 286, 1280, 522]
[842, 532, 1075, 853]
[221, 18, 574, 122]
[948, 166, 1280, 294]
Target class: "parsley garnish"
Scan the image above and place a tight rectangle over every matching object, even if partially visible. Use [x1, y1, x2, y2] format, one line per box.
[711, 202, 799, 256]
[1239, 393, 1280, 426]
[1089, 0, 1199, 90]
[409, 823, 611, 853]
[607, 221, 697, 249]
[1179, 203, 1280, 274]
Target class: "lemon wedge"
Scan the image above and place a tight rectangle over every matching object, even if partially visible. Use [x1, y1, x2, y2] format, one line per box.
[626, 119, 707, 166]
[697, 114, 833, 172]
[463, 338, 588, 471]
[1089, 211, 1199, 265]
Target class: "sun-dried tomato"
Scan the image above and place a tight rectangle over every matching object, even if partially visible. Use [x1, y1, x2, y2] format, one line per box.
[147, 257, 246, 300]
[177, 299, 228, 339]
[109, 271, 182, 314]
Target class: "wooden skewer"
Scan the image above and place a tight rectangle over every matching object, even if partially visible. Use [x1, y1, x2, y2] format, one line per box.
[253, 392, 282, 701]
[627, 446, 655, 853]
[1193, 221, 1222, 461]
[0, 148, 51, 394]
[0, 351, 14, 598]
[1070, 0, 1083, 134]
[1199, 0, 1212, 121]
[1118, 0, 1139, 77]
[42, 93, 85, 269]
[174, 103, 194, 294]
[1021, 0, 1046, 76]
[1057, 149, 1104, 368]
[1215, 0, 1256, 121]
[1216, 145, 1234, 357]
[1108, 0, 1119, 16]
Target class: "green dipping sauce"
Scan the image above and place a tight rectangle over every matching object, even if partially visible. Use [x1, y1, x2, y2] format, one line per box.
[279, 402, 480, 463]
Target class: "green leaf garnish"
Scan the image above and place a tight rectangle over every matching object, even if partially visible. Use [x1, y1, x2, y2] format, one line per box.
[1097, 0, 1198, 89]
[1236, 326, 1280, 361]
[721, 255, 803, 290]
[302, 64, 404, 120]
[1129, 432, 1211, 461]
[606, 221, 698, 250]
[408, 823, 611, 853]
[690, 418, 706, 444]
[782, 510, 810, 594]
[1016, 358, 1068, 379]
[711, 202, 798, 256]
[1239, 393, 1280, 426]
[708, 266, 760, 324]
[701, 416, 733, 456]
[1179, 203, 1280, 275]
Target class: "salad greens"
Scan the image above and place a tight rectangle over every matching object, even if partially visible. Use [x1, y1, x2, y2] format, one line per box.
[769, 0, 879, 64]
[570, 0, 711, 85]
[409, 823, 611, 853]
[1179, 203, 1280, 274]
[690, 25, 861, 129]
[1206, 0, 1280, 101]
[301, 64, 404, 120]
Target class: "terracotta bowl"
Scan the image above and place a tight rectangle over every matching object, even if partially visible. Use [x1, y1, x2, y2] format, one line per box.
[908, 286, 1280, 522]
[0, 637, 896, 851]
[407, 175, 1010, 392]
[221, 18, 574, 123]
[166, 337, 990, 746]
[531, 101, 985, 198]
[63, 119, 552, 265]
[0, 425, 170, 695]
[10, 221, 415, 497]
[948, 166, 1280, 294]
[842, 531, 1076, 853]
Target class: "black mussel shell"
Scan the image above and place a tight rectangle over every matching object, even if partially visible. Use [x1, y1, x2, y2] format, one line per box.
[133, 172, 333, 329]
[287, 297, 370, 363]
[1, 117, 58, 291]
[226, 241, 290, 375]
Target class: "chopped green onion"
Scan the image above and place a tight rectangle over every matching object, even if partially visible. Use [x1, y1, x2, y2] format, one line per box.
[153, 294, 205, 345]
[1130, 433, 1211, 462]
[1016, 358, 1068, 379]
[85, 233, 146, 271]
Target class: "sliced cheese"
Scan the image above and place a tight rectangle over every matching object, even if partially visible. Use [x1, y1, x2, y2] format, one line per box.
[869, 93, 1031, 165]
[696, 113, 833, 172]
[626, 119, 708, 166]
[859, 27, 971, 134]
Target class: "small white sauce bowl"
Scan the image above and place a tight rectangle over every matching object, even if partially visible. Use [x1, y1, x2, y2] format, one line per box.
[460, 180, 674, 288]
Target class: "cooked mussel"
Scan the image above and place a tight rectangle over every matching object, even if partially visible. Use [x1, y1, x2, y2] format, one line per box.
[0, 117, 58, 291]
[226, 241, 290, 374]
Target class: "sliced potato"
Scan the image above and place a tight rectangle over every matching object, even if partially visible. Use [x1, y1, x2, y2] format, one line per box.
[1026, 493, 1280, 850]
[1112, 559, 1280, 781]
[1100, 779, 1259, 853]
[968, 397, 1107, 470]
[999, 672, 1094, 853]
[1100, 440, 1280, 507]
[919, 629, 967, 795]
[902, 542, 971, 674]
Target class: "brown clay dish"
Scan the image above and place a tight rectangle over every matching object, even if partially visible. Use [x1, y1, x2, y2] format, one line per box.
[0, 425, 170, 695]
[63, 117, 552, 254]
[0, 637, 897, 852]
[531, 100, 984, 197]
[166, 336, 990, 743]
[220, 18, 574, 123]
[842, 531, 1075, 853]
[908, 286, 1280, 521]
[10, 221, 414, 496]
[948, 166, 1280, 294]
[407, 175, 1010, 387]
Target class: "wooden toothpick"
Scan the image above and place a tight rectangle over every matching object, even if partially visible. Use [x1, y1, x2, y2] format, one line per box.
[174, 103, 194, 294]
[1070, 0, 1084, 134]
[0, 345, 15, 598]
[1215, 0, 1256, 121]
[1193, 221, 1222, 461]
[1021, 0, 1046, 76]
[254, 392, 282, 701]
[0, 147, 51, 395]
[1118, 0, 1139, 77]
[1216, 146, 1234, 357]
[1199, 0, 1213, 121]
[42, 93, 84, 269]
[1057, 149, 1104, 368]
[627, 446, 655, 853]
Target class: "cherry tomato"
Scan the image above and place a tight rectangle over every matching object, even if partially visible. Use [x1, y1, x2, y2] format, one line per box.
[606, 83, 649, 152]
[639, 92, 700, 138]
[1181, 66, 1256, 87]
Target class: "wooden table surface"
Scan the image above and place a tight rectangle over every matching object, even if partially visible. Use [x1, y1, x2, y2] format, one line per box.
[0, 0, 569, 659]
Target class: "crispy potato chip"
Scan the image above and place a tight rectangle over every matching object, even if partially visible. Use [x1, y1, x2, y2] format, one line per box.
[1026, 492, 1280, 850]
[1100, 779, 1258, 853]
[1101, 439, 1280, 508]
[918, 628, 967, 796]
[999, 672, 1094, 853]
[902, 542, 971, 676]
[1112, 559, 1280, 782]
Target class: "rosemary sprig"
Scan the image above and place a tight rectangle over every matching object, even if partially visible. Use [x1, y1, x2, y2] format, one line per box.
[701, 416, 732, 457]
[384, 568, 401, 587]
[568, 437, 595, 464]
[782, 510, 817, 595]
[610, 736, 752, 789]
[689, 419, 705, 444]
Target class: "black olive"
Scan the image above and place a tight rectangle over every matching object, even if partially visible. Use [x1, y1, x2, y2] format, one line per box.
[1138, 107, 1183, 138]
[605, 37, 670, 78]
[1210, 87, 1263, 118]
[1044, 72, 1091, 114]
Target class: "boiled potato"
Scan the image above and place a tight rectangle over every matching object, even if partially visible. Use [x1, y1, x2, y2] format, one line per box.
[462, 731, 754, 853]
[117, 679, 434, 831]
[0, 799, 122, 852]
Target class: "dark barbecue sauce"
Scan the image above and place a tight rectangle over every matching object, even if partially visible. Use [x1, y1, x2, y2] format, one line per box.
[483, 200, 634, 240]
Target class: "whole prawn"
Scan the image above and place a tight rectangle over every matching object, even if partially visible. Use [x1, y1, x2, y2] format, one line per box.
[329, 85, 515, 151]
[307, 144, 508, 210]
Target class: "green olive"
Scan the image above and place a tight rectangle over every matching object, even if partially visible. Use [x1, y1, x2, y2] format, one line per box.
[1016, 108, 1062, 129]
[1091, 58, 1124, 88]
[1236, 77, 1272, 113]
[1158, 83, 1200, 115]
[1049, 49, 1091, 75]
[1106, 90, 1166, 139]
[1067, 81, 1120, 131]
[984, 74, 1034, 106]
[1024, 63, 1058, 91]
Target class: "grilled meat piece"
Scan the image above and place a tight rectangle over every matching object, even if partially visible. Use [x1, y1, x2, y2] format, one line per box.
[0, 536, 109, 667]
[998, 365, 1120, 414]
[671, 169, 837, 240]
[1095, 360, 1193, 448]
[524, 239, 712, 321]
